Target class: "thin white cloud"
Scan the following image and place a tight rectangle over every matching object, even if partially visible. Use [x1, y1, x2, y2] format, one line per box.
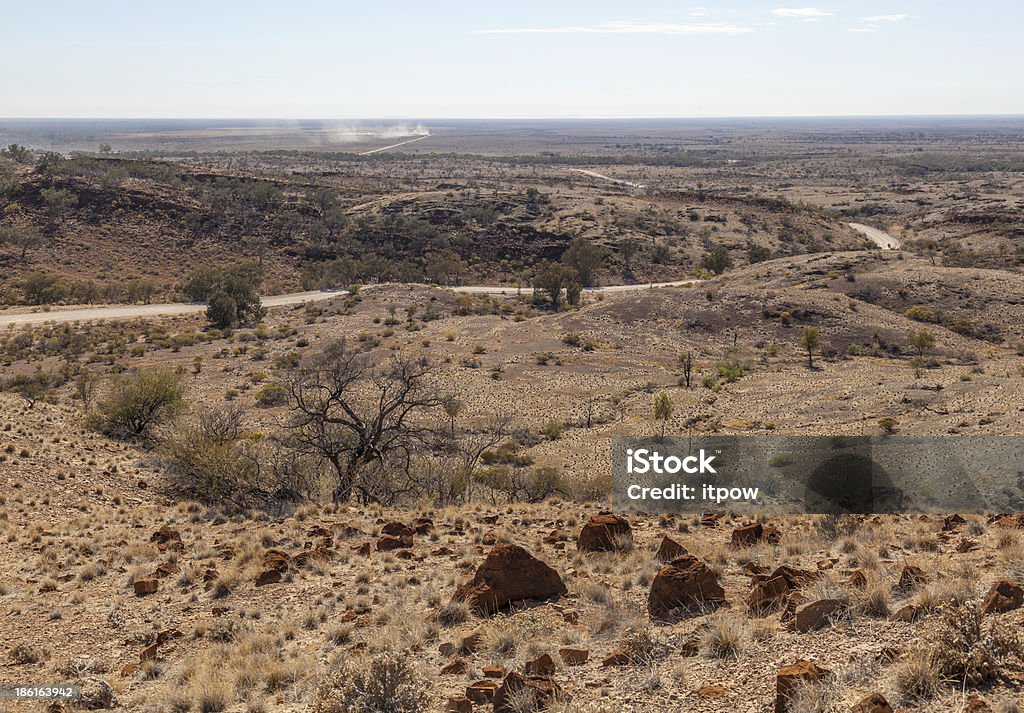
[474, 21, 754, 36]
[847, 27, 876, 32]
[771, 8, 834, 18]
[860, 13, 908, 22]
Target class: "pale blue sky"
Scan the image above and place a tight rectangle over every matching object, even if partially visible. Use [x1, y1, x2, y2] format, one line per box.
[2, 1, 1021, 118]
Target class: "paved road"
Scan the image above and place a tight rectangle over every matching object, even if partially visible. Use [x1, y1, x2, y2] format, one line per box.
[0, 281, 700, 328]
[848, 222, 901, 250]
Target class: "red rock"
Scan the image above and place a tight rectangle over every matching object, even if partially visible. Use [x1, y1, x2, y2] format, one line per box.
[211, 606, 228, 617]
[377, 534, 413, 551]
[747, 575, 790, 614]
[493, 672, 562, 713]
[524, 653, 555, 676]
[655, 536, 687, 562]
[482, 666, 506, 679]
[139, 642, 159, 662]
[789, 599, 848, 632]
[254, 569, 282, 586]
[897, 565, 929, 590]
[414, 518, 434, 535]
[648, 555, 726, 617]
[451, 544, 566, 615]
[601, 648, 635, 666]
[133, 578, 158, 596]
[942, 514, 967, 531]
[354, 542, 371, 556]
[441, 658, 469, 675]
[382, 521, 414, 537]
[730, 523, 764, 547]
[890, 604, 921, 622]
[966, 694, 994, 712]
[775, 660, 831, 713]
[848, 570, 868, 589]
[150, 526, 182, 551]
[697, 685, 728, 699]
[766, 565, 819, 589]
[982, 580, 1024, 614]
[851, 693, 894, 713]
[120, 663, 139, 677]
[262, 550, 290, 572]
[577, 514, 632, 552]
[559, 647, 589, 666]
[152, 562, 180, 579]
[445, 696, 473, 713]
[465, 680, 497, 704]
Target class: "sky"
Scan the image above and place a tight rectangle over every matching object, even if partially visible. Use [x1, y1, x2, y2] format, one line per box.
[2, 1, 1022, 118]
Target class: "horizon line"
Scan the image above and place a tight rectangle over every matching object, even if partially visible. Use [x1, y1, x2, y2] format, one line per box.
[3, 113, 1024, 122]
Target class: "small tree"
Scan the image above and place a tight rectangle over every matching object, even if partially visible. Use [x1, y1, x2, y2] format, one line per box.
[700, 247, 732, 275]
[532, 263, 576, 310]
[285, 340, 447, 503]
[0, 226, 43, 264]
[7, 372, 52, 408]
[91, 368, 186, 439]
[653, 392, 674, 437]
[800, 327, 821, 368]
[679, 351, 694, 388]
[562, 236, 606, 288]
[909, 330, 935, 357]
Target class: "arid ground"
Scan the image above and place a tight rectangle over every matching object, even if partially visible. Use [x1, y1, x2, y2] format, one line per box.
[1, 119, 1023, 712]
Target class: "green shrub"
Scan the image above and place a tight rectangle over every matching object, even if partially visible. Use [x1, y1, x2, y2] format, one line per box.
[90, 368, 185, 439]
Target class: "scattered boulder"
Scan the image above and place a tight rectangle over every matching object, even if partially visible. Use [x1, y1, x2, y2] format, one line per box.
[441, 658, 469, 675]
[601, 648, 635, 667]
[254, 569, 282, 586]
[648, 555, 726, 617]
[982, 580, 1024, 614]
[655, 536, 687, 562]
[851, 693, 894, 713]
[559, 647, 589, 666]
[765, 565, 819, 589]
[942, 514, 967, 531]
[262, 550, 290, 572]
[150, 527, 182, 552]
[451, 544, 567, 615]
[730, 523, 779, 547]
[897, 565, 929, 590]
[493, 672, 563, 713]
[775, 660, 830, 713]
[524, 653, 556, 676]
[966, 694, 994, 712]
[377, 534, 413, 551]
[133, 578, 158, 596]
[577, 514, 632, 552]
[465, 680, 497, 704]
[890, 604, 922, 623]
[697, 685, 728, 699]
[482, 666, 506, 679]
[847, 570, 868, 589]
[445, 697, 473, 713]
[789, 599, 848, 632]
[747, 575, 790, 615]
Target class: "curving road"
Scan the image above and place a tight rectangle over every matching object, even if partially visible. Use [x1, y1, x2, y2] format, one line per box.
[0, 280, 700, 328]
[848, 222, 901, 250]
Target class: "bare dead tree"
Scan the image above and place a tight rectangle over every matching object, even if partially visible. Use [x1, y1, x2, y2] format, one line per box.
[285, 339, 447, 504]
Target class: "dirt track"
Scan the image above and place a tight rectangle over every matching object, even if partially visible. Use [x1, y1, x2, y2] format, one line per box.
[0, 280, 700, 327]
